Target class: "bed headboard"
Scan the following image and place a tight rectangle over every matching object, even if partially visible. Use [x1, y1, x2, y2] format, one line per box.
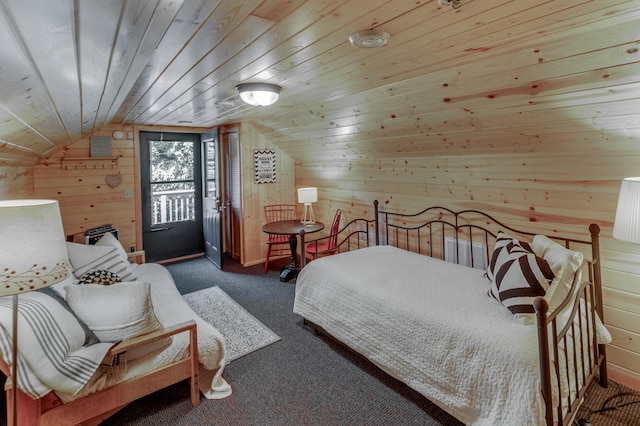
[377, 203, 599, 268]
[375, 201, 603, 315]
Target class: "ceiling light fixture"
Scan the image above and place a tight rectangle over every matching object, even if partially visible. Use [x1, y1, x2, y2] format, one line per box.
[348, 30, 390, 49]
[438, 0, 469, 8]
[235, 83, 281, 106]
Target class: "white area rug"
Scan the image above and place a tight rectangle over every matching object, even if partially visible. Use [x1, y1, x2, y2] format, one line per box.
[183, 286, 280, 363]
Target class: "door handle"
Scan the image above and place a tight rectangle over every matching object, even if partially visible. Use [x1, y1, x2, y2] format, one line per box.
[149, 227, 171, 232]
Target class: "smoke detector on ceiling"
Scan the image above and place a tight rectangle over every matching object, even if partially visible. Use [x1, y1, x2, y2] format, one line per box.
[348, 30, 389, 49]
[438, 0, 469, 8]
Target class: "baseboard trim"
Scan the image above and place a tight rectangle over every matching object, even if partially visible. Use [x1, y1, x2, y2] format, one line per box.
[156, 252, 204, 265]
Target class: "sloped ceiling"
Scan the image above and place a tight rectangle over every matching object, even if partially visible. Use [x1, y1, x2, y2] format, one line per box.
[0, 0, 638, 166]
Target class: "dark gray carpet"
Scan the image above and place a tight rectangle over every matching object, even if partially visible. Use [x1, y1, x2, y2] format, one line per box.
[100, 256, 462, 425]
[576, 380, 640, 426]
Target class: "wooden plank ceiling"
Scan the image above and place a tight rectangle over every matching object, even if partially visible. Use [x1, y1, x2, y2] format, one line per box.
[0, 0, 638, 166]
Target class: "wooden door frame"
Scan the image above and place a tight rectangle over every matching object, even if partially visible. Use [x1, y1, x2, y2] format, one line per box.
[220, 125, 242, 261]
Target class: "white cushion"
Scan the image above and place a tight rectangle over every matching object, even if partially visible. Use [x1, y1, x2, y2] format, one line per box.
[488, 238, 555, 324]
[66, 241, 136, 282]
[65, 281, 162, 343]
[51, 273, 77, 299]
[531, 235, 584, 314]
[95, 233, 135, 267]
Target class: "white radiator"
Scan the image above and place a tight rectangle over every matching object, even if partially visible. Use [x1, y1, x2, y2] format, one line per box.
[444, 237, 487, 270]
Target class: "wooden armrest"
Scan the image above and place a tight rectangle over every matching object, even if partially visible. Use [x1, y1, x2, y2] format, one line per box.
[108, 320, 196, 356]
[127, 250, 146, 264]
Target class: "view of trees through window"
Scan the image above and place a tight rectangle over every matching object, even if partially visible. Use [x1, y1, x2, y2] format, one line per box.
[150, 140, 196, 224]
[151, 140, 194, 190]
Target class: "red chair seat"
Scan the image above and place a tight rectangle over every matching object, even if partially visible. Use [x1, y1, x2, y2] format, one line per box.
[306, 209, 341, 260]
[306, 241, 334, 256]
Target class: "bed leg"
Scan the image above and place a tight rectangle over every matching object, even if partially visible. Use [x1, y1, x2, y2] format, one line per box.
[302, 319, 320, 336]
[599, 344, 609, 388]
[189, 324, 200, 407]
[6, 386, 42, 426]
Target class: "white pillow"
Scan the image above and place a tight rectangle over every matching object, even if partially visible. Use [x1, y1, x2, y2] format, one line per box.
[66, 241, 136, 282]
[95, 232, 137, 280]
[65, 281, 162, 343]
[96, 232, 131, 263]
[51, 273, 77, 299]
[531, 235, 584, 314]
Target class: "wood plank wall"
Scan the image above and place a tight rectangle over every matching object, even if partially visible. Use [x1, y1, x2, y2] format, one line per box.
[0, 166, 33, 200]
[238, 122, 295, 266]
[296, 150, 640, 391]
[25, 122, 294, 268]
[32, 124, 138, 250]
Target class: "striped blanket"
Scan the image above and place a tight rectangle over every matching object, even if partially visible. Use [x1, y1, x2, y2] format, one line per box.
[0, 291, 113, 398]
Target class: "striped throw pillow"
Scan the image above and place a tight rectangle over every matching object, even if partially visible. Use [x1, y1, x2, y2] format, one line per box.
[486, 232, 534, 282]
[66, 242, 137, 282]
[488, 240, 555, 324]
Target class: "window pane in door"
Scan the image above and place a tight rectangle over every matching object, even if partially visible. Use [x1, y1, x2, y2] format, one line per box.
[150, 140, 196, 225]
[205, 140, 216, 197]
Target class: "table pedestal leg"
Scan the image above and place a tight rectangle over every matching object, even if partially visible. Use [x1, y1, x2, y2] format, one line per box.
[279, 234, 299, 282]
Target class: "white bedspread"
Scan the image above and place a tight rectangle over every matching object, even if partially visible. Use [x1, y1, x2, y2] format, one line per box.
[294, 245, 546, 426]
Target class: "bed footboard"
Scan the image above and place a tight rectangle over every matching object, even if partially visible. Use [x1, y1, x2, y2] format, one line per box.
[535, 224, 607, 426]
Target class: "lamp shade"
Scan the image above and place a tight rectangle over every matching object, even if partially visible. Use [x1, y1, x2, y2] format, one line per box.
[613, 177, 640, 244]
[0, 199, 69, 295]
[297, 187, 318, 204]
[235, 83, 281, 106]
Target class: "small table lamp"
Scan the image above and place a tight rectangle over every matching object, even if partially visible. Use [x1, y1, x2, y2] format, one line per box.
[297, 187, 317, 225]
[0, 199, 70, 426]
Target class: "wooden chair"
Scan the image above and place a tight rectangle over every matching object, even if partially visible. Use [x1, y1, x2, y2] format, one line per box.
[264, 204, 297, 273]
[306, 209, 342, 260]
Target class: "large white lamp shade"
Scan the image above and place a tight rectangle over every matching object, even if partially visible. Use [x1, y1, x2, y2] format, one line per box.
[613, 177, 640, 244]
[297, 187, 317, 225]
[0, 199, 69, 426]
[0, 199, 70, 293]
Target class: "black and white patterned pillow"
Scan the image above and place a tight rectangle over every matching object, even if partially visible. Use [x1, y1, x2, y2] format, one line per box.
[486, 231, 533, 282]
[79, 269, 121, 286]
[488, 241, 555, 323]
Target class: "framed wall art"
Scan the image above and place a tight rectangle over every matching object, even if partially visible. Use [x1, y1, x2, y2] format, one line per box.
[254, 149, 276, 184]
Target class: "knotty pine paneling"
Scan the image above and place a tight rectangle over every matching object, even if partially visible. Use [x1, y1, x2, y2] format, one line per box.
[296, 149, 640, 391]
[238, 122, 295, 266]
[0, 166, 33, 199]
[33, 125, 138, 251]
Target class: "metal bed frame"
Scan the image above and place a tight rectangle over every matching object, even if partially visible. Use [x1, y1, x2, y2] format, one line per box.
[302, 200, 608, 425]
